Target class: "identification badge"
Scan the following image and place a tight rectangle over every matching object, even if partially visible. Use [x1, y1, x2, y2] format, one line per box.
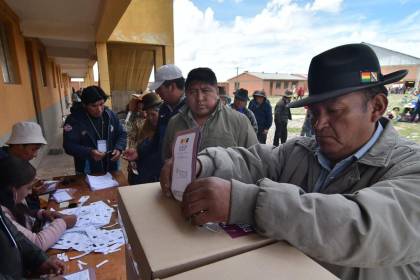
[97, 140, 107, 153]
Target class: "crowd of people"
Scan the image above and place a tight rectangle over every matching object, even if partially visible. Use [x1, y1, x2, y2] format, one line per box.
[1, 43, 420, 279]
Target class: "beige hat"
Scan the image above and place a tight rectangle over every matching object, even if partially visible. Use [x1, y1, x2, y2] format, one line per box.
[6, 122, 47, 145]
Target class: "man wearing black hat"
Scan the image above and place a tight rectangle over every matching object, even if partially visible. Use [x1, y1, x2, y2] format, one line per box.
[160, 44, 420, 279]
[273, 90, 292, 145]
[231, 88, 258, 133]
[161, 67, 258, 159]
[63, 86, 127, 174]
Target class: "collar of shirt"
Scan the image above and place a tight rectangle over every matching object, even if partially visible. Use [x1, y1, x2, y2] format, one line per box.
[313, 122, 384, 192]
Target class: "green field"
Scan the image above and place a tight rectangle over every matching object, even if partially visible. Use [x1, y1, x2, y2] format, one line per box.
[266, 94, 420, 144]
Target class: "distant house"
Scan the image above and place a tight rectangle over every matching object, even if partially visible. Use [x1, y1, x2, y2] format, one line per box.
[225, 71, 307, 97]
[363, 42, 420, 89]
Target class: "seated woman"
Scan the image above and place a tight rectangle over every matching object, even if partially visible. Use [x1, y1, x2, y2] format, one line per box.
[0, 155, 77, 251]
[127, 93, 162, 185]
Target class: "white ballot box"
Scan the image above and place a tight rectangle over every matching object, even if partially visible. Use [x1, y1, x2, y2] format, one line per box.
[118, 183, 274, 280]
[164, 242, 339, 280]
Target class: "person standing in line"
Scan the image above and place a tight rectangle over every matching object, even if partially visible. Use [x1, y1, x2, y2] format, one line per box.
[248, 90, 273, 144]
[273, 90, 292, 145]
[231, 88, 258, 133]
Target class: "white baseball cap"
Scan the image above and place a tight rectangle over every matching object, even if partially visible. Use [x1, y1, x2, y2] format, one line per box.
[6, 122, 47, 145]
[149, 64, 183, 91]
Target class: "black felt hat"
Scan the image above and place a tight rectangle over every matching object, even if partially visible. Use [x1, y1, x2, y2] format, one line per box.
[288, 43, 407, 108]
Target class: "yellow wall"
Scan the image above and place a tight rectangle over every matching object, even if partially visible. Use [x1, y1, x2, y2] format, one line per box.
[0, 1, 36, 137]
[108, 0, 174, 64]
[0, 0, 71, 140]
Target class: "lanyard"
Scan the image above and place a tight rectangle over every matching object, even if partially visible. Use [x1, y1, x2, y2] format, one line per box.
[86, 113, 104, 140]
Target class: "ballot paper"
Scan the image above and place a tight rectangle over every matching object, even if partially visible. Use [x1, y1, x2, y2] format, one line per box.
[52, 201, 125, 252]
[52, 189, 73, 203]
[170, 128, 200, 201]
[86, 173, 119, 191]
[37, 180, 59, 194]
[64, 267, 95, 280]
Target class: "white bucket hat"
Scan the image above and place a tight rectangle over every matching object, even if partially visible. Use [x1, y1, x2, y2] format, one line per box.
[6, 122, 47, 145]
[149, 64, 183, 91]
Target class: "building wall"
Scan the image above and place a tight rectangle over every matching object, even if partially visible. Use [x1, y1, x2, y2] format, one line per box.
[0, 1, 36, 138]
[381, 64, 420, 82]
[227, 73, 308, 97]
[227, 73, 263, 96]
[262, 80, 308, 96]
[0, 0, 71, 166]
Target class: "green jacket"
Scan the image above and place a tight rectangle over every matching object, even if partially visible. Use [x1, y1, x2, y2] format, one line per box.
[198, 118, 420, 280]
[0, 208, 47, 279]
[162, 101, 258, 159]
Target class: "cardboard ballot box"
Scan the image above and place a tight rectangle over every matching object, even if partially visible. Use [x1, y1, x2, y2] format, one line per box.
[165, 242, 339, 280]
[118, 183, 274, 280]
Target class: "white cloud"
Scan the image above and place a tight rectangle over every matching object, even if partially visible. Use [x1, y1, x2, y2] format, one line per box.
[174, 0, 420, 83]
[307, 0, 343, 13]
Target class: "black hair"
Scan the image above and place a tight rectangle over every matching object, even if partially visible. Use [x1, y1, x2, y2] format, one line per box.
[185, 68, 217, 90]
[162, 77, 185, 91]
[81, 85, 109, 105]
[0, 156, 36, 227]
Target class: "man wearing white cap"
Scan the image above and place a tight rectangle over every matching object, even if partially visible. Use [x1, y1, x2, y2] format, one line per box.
[149, 64, 186, 147]
[123, 65, 186, 182]
[0, 122, 47, 161]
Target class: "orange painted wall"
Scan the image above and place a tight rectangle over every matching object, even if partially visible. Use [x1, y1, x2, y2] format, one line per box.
[0, 0, 71, 141]
[0, 1, 36, 137]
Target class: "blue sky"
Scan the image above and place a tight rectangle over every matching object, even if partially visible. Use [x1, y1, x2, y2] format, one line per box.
[174, 0, 420, 82]
[193, 0, 418, 23]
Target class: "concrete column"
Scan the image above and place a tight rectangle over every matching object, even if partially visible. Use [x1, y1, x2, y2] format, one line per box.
[96, 42, 111, 105]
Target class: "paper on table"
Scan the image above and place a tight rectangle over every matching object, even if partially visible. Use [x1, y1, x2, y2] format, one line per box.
[171, 128, 200, 201]
[86, 173, 119, 191]
[52, 189, 73, 203]
[64, 267, 95, 280]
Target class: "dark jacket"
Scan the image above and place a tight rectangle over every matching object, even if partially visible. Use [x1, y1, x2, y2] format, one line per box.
[129, 138, 162, 184]
[63, 107, 127, 174]
[136, 97, 187, 177]
[230, 105, 258, 133]
[0, 208, 47, 279]
[274, 99, 292, 123]
[248, 99, 273, 131]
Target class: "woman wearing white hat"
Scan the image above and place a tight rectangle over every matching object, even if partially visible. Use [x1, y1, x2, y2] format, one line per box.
[0, 121, 47, 161]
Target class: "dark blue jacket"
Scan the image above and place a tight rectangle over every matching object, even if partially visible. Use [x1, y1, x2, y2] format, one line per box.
[63, 107, 127, 174]
[129, 138, 161, 184]
[133, 97, 186, 181]
[248, 99, 273, 131]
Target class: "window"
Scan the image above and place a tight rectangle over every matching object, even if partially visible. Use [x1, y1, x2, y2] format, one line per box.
[275, 81, 281, 88]
[38, 50, 47, 87]
[234, 81, 240, 90]
[292, 81, 298, 88]
[283, 81, 289, 89]
[0, 21, 19, 84]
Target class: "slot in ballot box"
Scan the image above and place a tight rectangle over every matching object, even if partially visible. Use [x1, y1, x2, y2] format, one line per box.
[164, 242, 339, 280]
[118, 183, 275, 280]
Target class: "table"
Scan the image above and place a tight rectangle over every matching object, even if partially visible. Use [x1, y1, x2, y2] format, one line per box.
[46, 171, 128, 280]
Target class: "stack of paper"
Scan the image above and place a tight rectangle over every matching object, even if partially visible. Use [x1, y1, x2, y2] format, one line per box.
[86, 173, 119, 191]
